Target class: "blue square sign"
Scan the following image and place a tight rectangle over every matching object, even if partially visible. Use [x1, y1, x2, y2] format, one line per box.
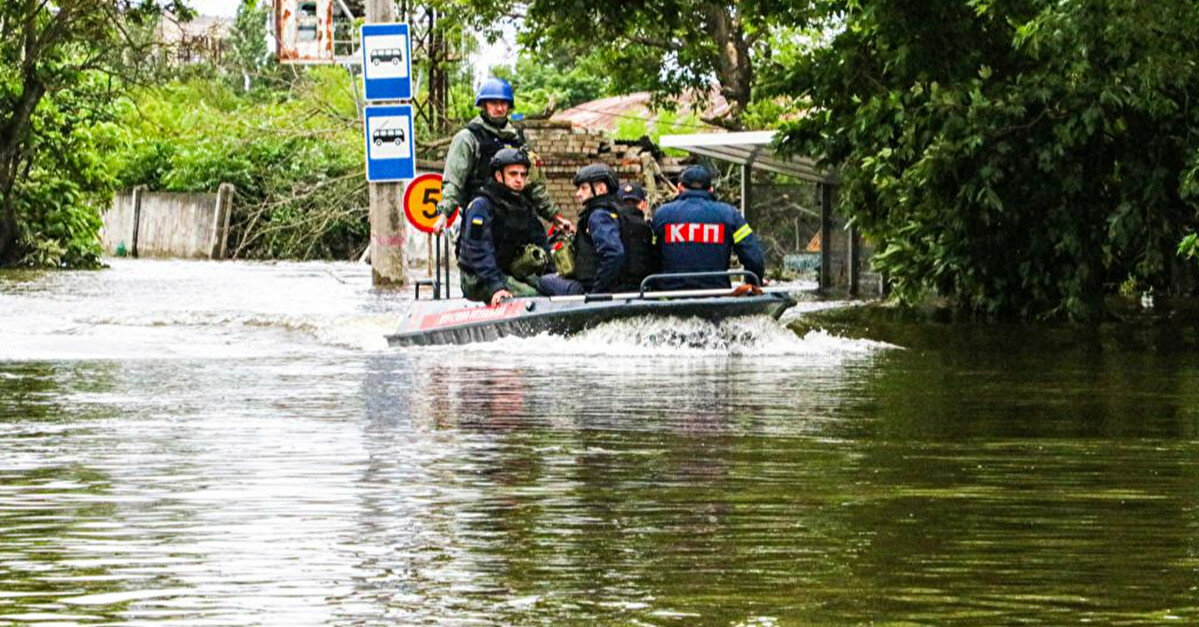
[361, 23, 412, 101]
[364, 104, 415, 182]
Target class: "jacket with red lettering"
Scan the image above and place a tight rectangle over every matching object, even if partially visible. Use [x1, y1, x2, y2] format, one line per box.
[651, 189, 765, 289]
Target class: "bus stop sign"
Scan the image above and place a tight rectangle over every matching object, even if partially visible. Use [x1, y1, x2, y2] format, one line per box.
[361, 23, 412, 101]
[363, 104, 415, 182]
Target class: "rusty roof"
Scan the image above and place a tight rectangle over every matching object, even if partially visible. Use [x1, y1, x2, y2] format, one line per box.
[551, 89, 731, 134]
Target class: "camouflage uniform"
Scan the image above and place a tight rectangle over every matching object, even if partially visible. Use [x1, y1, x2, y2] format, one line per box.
[436, 115, 561, 223]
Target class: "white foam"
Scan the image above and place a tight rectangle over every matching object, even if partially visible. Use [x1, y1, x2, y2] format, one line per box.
[311, 315, 396, 352]
[407, 315, 898, 358]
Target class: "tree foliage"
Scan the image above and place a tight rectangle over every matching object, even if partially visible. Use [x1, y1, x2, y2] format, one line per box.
[0, 0, 190, 266]
[228, 0, 272, 90]
[113, 69, 368, 260]
[490, 48, 614, 117]
[776, 0, 1199, 319]
[464, 0, 818, 127]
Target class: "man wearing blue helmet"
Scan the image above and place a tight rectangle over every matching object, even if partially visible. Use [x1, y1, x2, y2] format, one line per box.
[434, 77, 571, 234]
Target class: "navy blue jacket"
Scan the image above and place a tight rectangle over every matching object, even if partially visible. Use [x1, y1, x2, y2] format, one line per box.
[457, 196, 508, 296]
[457, 187, 547, 297]
[651, 189, 766, 289]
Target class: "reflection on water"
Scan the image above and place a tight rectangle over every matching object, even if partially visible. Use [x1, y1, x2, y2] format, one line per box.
[2, 260, 1199, 623]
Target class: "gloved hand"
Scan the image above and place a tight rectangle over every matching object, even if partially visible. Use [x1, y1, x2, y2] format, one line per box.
[552, 214, 575, 234]
[731, 283, 763, 297]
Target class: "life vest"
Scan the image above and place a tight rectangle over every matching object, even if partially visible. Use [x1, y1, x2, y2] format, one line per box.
[574, 198, 657, 291]
[468, 182, 541, 275]
[460, 122, 526, 208]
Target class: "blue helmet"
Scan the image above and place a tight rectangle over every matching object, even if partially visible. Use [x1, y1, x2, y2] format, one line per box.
[475, 77, 515, 106]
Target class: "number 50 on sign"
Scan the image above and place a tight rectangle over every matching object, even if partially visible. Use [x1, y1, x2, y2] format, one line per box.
[403, 173, 457, 234]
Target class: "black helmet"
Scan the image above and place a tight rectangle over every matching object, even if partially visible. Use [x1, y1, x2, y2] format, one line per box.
[489, 147, 531, 174]
[573, 163, 618, 192]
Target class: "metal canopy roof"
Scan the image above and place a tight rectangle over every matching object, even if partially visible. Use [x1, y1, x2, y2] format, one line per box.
[659, 131, 834, 185]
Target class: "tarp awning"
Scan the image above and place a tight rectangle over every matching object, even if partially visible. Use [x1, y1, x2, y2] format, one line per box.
[659, 131, 834, 185]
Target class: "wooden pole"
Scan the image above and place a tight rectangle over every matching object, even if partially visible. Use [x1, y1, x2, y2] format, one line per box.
[819, 182, 832, 292]
[131, 185, 145, 258]
[367, 0, 407, 288]
[848, 225, 860, 297]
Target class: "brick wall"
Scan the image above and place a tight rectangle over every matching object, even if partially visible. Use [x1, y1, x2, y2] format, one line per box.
[434, 119, 685, 223]
[522, 120, 684, 221]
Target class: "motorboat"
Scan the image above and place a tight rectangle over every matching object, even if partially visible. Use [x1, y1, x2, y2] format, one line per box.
[387, 270, 797, 347]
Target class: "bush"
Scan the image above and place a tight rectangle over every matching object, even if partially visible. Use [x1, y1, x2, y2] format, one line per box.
[113, 68, 369, 260]
[777, 0, 1199, 319]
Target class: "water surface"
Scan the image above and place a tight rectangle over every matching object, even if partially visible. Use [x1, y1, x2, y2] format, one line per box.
[2, 260, 1197, 624]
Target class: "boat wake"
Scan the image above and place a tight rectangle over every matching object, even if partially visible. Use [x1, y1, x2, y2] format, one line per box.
[405, 315, 896, 358]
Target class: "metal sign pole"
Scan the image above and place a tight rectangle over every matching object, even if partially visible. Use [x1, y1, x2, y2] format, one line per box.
[366, 0, 407, 289]
[443, 230, 451, 299]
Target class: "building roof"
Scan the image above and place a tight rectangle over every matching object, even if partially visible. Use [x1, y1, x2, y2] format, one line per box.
[659, 131, 834, 184]
[551, 89, 730, 134]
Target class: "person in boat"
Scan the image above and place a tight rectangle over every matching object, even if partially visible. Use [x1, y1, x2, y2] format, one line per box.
[457, 148, 556, 306]
[537, 164, 659, 295]
[618, 181, 651, 216]
[611, 181, 658, 289]
[434, 77, 572, 235]
[651, 165, 766, 290]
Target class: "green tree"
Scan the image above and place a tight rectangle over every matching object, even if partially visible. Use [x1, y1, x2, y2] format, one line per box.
[228, 0, 272, 91]
[0, 0, 189, 266]
[112, 69, 368, 260]
[776, 0, 1199, 319]
[464, 0, 818, 127]
[490, 48, 615, 117]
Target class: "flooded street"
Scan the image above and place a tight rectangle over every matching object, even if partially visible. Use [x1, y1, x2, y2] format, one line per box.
[2, 260, 1199, 624]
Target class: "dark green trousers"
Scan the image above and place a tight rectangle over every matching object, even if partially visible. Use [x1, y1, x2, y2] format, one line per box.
[460, 272, 540, 302]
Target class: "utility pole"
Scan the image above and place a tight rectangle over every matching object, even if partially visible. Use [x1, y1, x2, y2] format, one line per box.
[366, 0, 407, 288]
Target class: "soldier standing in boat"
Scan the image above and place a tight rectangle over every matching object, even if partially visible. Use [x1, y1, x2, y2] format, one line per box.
[434, 77, 572, 235]
[652, 165, 766, 290]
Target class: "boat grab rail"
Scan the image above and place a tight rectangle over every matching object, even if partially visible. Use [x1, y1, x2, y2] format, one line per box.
[573, 270, 767, 303]
[638, 270, 761, 294]
[415, 230, 453, 300]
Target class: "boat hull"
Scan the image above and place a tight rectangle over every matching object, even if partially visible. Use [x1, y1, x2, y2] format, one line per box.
[386, 293, 796, 347]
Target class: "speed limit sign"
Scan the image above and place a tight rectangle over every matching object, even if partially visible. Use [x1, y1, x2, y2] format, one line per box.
[403, 173, 456, 234]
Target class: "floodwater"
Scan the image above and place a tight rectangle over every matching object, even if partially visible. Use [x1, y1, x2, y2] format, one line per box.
[1, 259, 1198, 625]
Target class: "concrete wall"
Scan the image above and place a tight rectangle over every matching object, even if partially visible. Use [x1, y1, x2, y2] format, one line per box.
[100, 185, 233, 259]
[100, 193, 137, 255]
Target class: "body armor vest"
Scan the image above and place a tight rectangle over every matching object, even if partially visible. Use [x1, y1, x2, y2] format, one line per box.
[461, 122, 526, 208]
[574, 199, 657, 291]
[461, 183, 540, 275]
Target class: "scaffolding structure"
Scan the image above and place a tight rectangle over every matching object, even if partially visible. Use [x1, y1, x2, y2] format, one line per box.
[274, 0, 452, 135]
